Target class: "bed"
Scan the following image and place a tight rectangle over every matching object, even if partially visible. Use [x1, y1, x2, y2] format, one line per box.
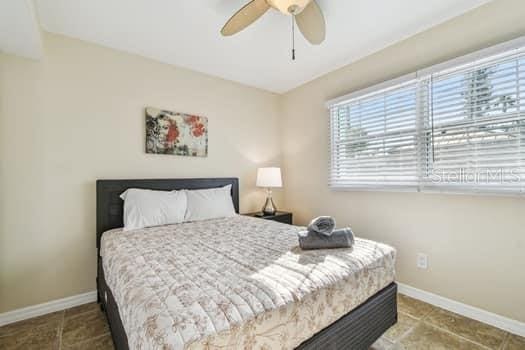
[96, 178, 397, 349]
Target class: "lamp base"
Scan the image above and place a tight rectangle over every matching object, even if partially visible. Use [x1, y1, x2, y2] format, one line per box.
[262, 188, 277, 215]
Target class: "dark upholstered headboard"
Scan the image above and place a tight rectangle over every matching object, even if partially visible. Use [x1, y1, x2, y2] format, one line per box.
[96, 178, 239, 249]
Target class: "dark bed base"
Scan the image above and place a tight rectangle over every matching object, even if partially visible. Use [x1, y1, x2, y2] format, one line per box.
[96, 178, 397, 349]
[99, 264, 397, 350]
[296, 283, 397, 349]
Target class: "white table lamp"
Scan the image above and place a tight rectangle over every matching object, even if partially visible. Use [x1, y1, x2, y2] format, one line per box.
[256, 167, 282, 215]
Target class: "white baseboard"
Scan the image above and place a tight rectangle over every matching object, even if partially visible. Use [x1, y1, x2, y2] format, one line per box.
[2, 285, 524, 338]
[397, 283, 525, 338]
[0, 291, 97, 327]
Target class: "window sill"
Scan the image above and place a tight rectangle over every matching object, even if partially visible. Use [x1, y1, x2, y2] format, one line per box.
[329, 185, 525, 198]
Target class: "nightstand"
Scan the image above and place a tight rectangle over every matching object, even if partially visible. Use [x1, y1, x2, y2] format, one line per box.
[243, 211, 293, 225]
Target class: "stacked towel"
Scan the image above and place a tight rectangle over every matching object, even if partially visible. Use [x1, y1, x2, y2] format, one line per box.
[298, 216, 355, 250]
[307, 216, 336, 236]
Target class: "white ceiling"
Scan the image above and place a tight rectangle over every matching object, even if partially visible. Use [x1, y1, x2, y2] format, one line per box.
[0, 0, 42, 59]
[6, 0, 492, 93]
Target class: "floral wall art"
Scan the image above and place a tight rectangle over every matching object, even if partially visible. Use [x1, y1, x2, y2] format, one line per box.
[145, 107, 208, 157]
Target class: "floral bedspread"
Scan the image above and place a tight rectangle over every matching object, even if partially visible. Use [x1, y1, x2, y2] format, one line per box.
[100, 215, 396, 350]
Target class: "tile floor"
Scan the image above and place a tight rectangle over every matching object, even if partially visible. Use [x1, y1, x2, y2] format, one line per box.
[0, 294, 523, 349]
[371, 295, 525, 350]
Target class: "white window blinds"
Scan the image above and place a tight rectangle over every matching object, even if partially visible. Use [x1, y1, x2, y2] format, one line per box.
[328, 38, 525, 195]
[329, 79, 419, 189]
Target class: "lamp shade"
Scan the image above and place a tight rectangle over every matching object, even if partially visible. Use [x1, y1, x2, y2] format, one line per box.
[256, 167, 282, 188]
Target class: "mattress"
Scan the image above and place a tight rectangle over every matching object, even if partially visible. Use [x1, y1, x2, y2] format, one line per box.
[100, 215, 396, 350]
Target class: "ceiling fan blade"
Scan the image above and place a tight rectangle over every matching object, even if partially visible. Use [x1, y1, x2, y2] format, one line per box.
[221, 0, 270, 36]
[295, 0, 326, 45]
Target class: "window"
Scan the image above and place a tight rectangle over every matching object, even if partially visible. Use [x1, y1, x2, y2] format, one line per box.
[328, 38, 525, 195]
[329, 79, 419, 189]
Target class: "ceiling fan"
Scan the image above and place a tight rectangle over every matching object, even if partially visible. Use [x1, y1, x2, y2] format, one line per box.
[221, 0, 326, 58]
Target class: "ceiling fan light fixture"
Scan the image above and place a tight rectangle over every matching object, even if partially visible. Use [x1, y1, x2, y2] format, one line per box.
[266, 0, 312, 15]
[221, 0, 325, 50]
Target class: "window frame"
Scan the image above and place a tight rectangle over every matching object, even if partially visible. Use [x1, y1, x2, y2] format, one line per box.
[326, 36, 525, 196]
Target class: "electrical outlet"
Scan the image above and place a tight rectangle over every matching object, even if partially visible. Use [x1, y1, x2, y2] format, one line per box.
[417, 253, 428, 269]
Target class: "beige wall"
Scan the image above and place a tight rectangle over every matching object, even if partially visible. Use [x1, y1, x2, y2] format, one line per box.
[281, 0, 525, 322]
[1, 0, 525, 325]
[0, 33, 283, 312]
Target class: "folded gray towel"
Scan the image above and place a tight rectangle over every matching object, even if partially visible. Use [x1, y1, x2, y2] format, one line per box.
[307, 216, 336, 236]
[298, 228, 355, 250]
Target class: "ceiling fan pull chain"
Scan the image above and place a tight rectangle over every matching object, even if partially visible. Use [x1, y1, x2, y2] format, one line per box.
[292, 15, 296, 61]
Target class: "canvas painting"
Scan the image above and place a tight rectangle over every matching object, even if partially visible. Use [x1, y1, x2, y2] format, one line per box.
[145, 107, 208, 157]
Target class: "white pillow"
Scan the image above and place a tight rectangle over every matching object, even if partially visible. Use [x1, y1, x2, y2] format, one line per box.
[184, 185, 236, 222]
[120, 189, 187, 231]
